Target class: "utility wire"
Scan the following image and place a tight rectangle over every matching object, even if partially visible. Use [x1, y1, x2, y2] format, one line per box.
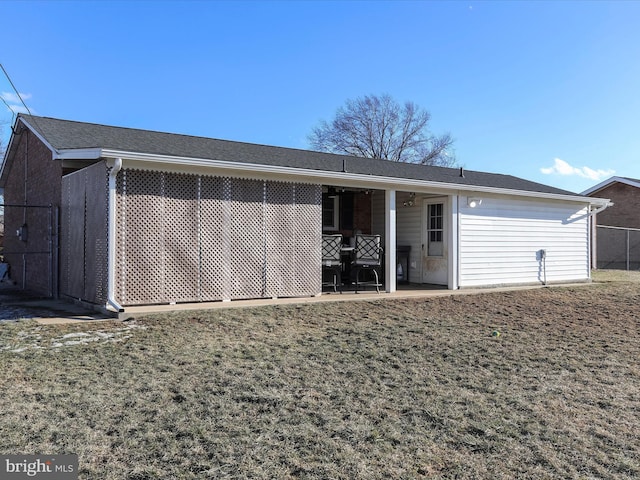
[0, 63, 33, 116]
[0, 63, 45, 141]
[0, 92, 14, 115]
[0, 80, 17, 128]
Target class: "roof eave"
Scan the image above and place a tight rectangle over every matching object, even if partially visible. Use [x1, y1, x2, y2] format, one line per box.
[582, 176, 640, 196]
[96, 149, 607, 206]
[54, 148, 103, 160]
[1, 118, 30, 187]
[1, 116, 62, 187]
[17, 117, 59, 156]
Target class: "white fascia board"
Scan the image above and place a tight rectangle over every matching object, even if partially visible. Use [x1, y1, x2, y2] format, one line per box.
[54, 148, 103, 160]
[97, 149, 608, 206]
[1, 117, 53, 183]
[17, 117, 58, 156]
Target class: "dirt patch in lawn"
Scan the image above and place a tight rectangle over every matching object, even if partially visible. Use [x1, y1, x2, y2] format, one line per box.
[1, 272, 639, 479]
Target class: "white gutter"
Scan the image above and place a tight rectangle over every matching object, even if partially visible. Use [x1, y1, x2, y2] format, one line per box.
[51, 147, 613, 207]
[54, 148, 103, 160]
[106, 157, 124, 313]
[589, 201, 613, 215]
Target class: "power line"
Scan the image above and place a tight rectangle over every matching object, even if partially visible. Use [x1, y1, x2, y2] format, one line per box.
[0, 63, 46, 144]
[0, 93, 14, 114]
[0, 80, 17, 127]
[0, 63, 33, 117]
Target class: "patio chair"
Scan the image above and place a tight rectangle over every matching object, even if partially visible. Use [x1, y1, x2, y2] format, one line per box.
[352, 234, 383, 293]
[322, 234, 343, 293]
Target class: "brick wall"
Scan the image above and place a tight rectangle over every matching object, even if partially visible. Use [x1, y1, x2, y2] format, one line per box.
[2, 128, 61, 295]
[592, 183, 640, 229]
[353, 192, 373, 234]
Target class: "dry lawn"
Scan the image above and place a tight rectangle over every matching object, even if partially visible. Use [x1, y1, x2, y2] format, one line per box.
[1, 271, 639, 479]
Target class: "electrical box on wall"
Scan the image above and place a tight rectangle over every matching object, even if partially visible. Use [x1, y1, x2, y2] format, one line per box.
[17, 224, 28, 242]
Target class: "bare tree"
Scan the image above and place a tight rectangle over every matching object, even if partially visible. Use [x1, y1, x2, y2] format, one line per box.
[308, 94, 455, 167]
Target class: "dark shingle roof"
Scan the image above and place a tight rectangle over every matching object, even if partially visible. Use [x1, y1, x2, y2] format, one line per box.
[20, 114, 579, 196]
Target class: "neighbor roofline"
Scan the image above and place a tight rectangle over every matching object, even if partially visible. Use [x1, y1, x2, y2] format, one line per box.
[0, 117, 59, 187]
[581, 176, 640, 196]
[89, 149, 609, 206]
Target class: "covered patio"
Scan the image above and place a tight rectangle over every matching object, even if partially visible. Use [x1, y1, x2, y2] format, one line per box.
[321, 184, 455, 295]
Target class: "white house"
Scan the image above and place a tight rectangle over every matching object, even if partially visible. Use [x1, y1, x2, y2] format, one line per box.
[0, 115, 610, 314]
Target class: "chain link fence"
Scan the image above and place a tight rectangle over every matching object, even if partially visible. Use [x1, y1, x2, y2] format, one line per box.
[596, 225, 640, 271]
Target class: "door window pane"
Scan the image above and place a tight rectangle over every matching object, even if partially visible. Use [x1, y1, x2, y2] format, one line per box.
[427, 203, 444, 256]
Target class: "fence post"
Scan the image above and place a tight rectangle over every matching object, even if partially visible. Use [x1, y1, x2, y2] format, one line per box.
[627, 229, 630, 271]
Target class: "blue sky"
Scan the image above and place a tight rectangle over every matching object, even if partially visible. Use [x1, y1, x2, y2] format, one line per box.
[1, 0, 639, 194]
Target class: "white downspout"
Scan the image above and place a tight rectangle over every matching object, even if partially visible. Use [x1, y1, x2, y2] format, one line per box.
[588, 201, 613, 275]
[107, 158, 124, 313]
[589, 201, 613, 216]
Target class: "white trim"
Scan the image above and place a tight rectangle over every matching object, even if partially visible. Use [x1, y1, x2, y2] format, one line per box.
[106, 158, 124, 313]
[582, 176, 640, 196]
[421, 196, 449, 286]
[322, 195, 339, 231]
[589, 212, 595, 275]
[16, 118, 59, 156]
[425, 201, 445, 257]
[1, 117, 57, 184]
[449, 194, 459, 290]
[78, 149, 612, 207]
[589, 202, 613, 216]
[385, 189, 397, 293]
[54, 148, 103, 160]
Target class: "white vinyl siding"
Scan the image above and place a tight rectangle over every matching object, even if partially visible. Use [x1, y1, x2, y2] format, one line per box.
[396, 192, 423, 282]
[459, 196, 589, 287]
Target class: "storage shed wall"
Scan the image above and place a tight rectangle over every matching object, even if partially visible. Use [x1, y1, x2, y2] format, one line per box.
[459, 196, 590, 287]
[115, 169, 321, 306]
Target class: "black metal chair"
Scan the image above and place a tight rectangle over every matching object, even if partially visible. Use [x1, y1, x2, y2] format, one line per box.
[322, 234, 343, 293]
[352, 234, 383, 293]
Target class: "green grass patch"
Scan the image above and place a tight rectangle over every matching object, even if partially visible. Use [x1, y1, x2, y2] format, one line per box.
[1, 281, 639, 479]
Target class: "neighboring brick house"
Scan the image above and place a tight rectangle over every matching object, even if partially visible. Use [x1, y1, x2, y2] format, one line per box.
[583, 177, 640, 269]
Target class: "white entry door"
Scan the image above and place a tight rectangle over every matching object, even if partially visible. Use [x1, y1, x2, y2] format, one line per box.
[422, 197, 448, 285]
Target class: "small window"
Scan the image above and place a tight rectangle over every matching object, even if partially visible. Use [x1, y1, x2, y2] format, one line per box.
[427, 203, 443, 256]
[322, 195, 339, 231]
